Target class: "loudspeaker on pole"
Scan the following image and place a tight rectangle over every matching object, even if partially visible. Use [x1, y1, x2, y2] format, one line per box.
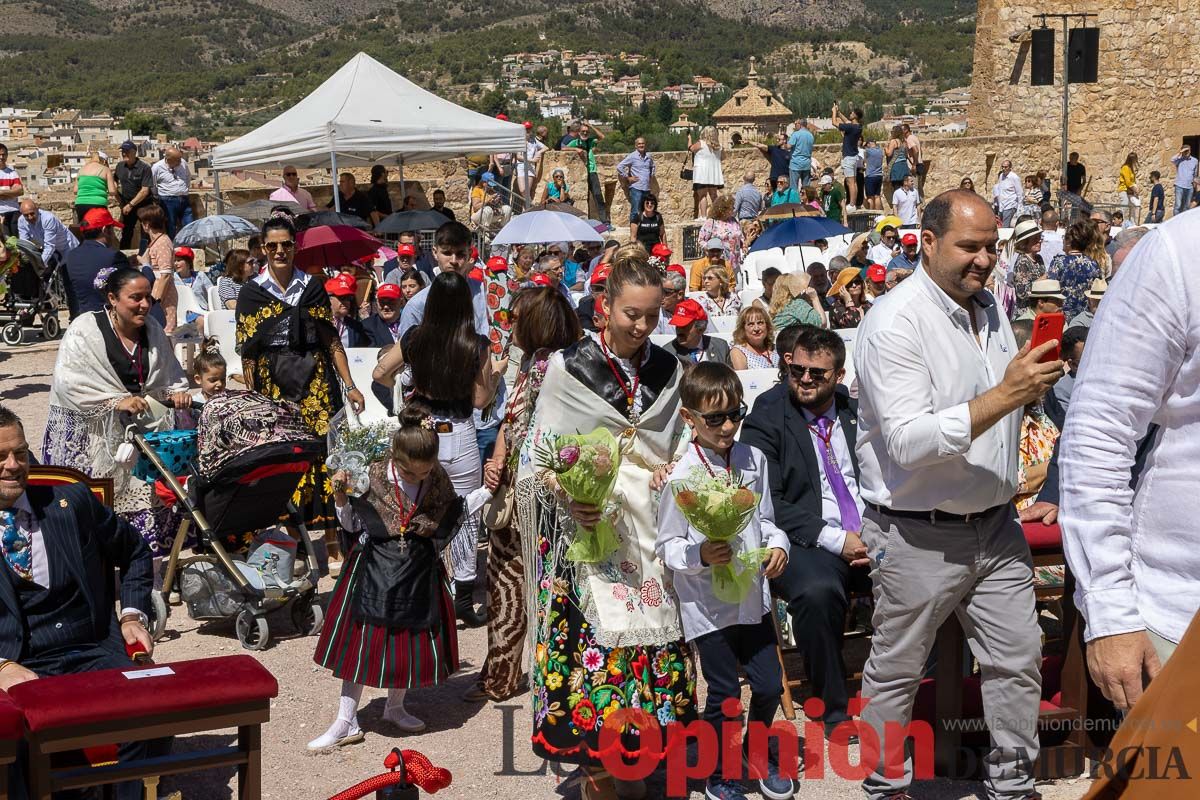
[1068, 27, 1099, 83]
[1030, 28, 1056, 86]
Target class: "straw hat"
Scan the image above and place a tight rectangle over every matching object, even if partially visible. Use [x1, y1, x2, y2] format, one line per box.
[1085, 279, 1107, 300]
[848, 231, 873, 256]
[827, 267, 864, 297]
[1012, 219, 1042, 247]
[1028, 278, 1065, 301]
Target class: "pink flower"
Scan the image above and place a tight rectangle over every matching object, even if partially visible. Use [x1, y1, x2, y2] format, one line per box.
[558, 444, 580, 468]
[582, 647, 604, 671]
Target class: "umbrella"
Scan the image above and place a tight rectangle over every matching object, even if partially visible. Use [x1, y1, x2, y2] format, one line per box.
[748, 216, 852, 254]
[874, 215, 903, 233]
[373, 210, 451, 236]
[759, 203, 820, 220]
[297, 211, 372, 231]
[491, 210, 604, 246]
[225, 199, 303, 223]
[528, 202, 587, 219]
[295, 225, 382, 270]
[173, 215, 259, 247]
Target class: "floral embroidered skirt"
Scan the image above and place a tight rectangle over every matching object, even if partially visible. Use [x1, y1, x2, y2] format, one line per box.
[531, 526, 697, 765]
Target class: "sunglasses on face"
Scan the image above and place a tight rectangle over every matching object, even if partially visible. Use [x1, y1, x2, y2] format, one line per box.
[690, 404, 748, 428]
[789, 364, 831, 382]
[283, 172, 297, 177]
[263, 241, 294, 252]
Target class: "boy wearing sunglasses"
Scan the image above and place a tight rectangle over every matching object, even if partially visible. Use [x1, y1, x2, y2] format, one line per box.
[656, 362, 793, 800]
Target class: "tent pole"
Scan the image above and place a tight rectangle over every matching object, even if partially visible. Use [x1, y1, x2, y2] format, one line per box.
[398, 159, 405, 211]
[213, 170, 225, 215]
[331, 151, 341, 213]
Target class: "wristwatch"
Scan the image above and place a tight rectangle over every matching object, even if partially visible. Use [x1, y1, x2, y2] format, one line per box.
[119, 610, 150, 630]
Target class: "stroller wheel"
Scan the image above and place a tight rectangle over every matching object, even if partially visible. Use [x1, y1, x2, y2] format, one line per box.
[290, 596, 325, 636]
[41, 314, 61, 340]
[1, 323, 22, 347]
[235, 608, 271, 651]
[149, 591, 169, 642]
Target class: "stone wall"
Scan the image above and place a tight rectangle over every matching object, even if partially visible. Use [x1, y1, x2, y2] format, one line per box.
[970, 0, 1200, 206]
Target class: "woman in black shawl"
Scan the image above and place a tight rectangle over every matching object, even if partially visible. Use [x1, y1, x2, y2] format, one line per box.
[235, 215, 365, 526]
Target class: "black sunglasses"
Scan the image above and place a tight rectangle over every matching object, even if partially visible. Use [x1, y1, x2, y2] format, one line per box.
[690, 404, 748, 427]
[263, 241, 294, 252]
[789, 364, 831, 382]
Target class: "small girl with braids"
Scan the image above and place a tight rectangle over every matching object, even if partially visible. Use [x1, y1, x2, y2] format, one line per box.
[309, 401, 490, 750]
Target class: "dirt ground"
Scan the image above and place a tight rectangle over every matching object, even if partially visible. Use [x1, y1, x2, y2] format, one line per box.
[0, 332, 1097, 800]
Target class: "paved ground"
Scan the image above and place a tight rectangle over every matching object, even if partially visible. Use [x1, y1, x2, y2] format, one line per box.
[0, 328, 1097, 799]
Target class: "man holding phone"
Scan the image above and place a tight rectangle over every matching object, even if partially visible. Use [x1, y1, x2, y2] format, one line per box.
[853, 189, 1064, 800]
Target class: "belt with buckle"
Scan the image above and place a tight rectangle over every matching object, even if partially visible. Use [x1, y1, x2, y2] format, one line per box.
[432, 421, 454, 434]
[867, 502, 1008, 524]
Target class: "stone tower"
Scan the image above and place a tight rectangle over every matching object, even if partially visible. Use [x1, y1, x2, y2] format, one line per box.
[712, 57, 792, 151]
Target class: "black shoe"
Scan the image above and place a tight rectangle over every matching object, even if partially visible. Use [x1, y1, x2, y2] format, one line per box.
[823, 719, 859, 745]
[454, 580, 487, 627]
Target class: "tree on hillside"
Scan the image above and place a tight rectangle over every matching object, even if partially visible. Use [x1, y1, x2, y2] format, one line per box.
[123, 112, 172, 136]
[654, 95, 675, 126]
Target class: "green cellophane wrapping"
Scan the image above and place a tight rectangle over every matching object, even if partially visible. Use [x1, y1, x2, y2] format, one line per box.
[670, 468, 764, 603]
[535, 428, 623, 563]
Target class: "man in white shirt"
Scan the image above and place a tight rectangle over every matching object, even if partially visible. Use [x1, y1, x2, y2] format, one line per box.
[1059, 214, 1200, 711]
[890, 175, 920, 226]
[854, 189, 1063, 800]
[269, 165, 317, 212]
[868, 226, 898, 266]
[151, 147, 192, 238]
[16, 200, 78, 267]
[0, 143, 23, 237]
[741, 326, 870, 741]
[991, 158, 1023, 227]
[1038, 207, 1064, 266]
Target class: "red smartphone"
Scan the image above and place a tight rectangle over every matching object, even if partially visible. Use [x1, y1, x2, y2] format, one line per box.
[1030, 312, 1064, 363]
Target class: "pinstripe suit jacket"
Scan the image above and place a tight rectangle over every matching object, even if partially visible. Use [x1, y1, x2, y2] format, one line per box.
[0, 482, 152, 661]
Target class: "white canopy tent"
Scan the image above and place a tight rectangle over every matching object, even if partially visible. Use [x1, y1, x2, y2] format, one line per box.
[210, 52, 526, 211]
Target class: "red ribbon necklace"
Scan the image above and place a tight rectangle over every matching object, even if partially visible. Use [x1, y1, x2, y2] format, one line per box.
[390, 463, 426, 551]
[598, 332, 642, 416]
[693, 441, 732, 479]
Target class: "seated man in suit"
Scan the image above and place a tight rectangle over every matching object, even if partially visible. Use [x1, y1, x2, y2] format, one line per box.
[0, 405, 164, 799]
[740, 324, 869, 739]
[663, 298, 732, 367]
[362, 282, 404, 346]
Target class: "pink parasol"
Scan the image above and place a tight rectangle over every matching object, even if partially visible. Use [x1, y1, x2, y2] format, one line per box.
[294, 225, 382, 272]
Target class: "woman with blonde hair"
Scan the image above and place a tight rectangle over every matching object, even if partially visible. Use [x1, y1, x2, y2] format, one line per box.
[688, 126, 725, 219]
[697, 265, 741, 318]
[1117, 152, 1140, 222]
[769, 271, 827, 329]
[730, 305, 779, 370]
[698, 193, 744, 276]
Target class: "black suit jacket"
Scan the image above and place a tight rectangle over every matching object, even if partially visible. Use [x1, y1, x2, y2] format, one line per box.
[361, 313, 400, 347]
[0, 482, 152, 662]
[63, 240, 130, 319]
[340, 317, 372, 349]
[739, 384, 860, 548]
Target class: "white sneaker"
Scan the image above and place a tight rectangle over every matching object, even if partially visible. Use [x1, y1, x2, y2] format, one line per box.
[306, 718, 365, 750]
[382, 707, 427, 734]
[846, 204, 857, 211]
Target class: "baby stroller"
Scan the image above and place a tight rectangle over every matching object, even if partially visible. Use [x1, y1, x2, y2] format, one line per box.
[0, 236, 63, 345]
[127, 391, 326, 650]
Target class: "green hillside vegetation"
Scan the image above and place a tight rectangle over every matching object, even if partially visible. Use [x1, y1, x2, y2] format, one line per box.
[1, 0, 973, 139]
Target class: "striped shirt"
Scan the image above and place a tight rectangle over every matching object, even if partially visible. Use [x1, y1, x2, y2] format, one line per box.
[0, 166, 22, 213]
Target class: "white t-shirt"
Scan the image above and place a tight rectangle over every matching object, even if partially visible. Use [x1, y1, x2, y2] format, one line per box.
[522, 139, 548, 178]
[0, 166, 21, 213]
[893, 187, 921, 225]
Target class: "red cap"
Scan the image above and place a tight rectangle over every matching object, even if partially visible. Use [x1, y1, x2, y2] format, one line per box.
[900, 232, 918, 246]
[523, 121, 533, 130]
[668, 298, 707, 327]
[591, 263, 612, 285]
[468, 267, 485, 282]
[470, 246, 479, 260]
[173, 246, 195, 261]
[324, 273, 357, 297]
[486, 256, 509, 272]
[376, 283, 402, 301]
[650, 243, 673, 259]
[530, 272, 552, 286]
[496, 113, 509, 121]
[79, 207, 123, 231]
[396, 243, 416, 258]
[666, 263, 686, 278]
[867, 264, 887, 283]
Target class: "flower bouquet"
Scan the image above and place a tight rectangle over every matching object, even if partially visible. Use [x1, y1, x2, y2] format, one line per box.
[327, 419, 395, 497]
[670, 466, 768, 603]
[535, 428, 622, 563]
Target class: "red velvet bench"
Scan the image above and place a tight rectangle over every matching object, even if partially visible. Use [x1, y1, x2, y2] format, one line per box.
[0, 691, 23, 800]
[6, 654, 278, 800]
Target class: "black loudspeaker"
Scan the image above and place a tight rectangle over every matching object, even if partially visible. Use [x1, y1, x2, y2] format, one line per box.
[1030, 28, 1056, 86]
[1068, 27, 1099, 83]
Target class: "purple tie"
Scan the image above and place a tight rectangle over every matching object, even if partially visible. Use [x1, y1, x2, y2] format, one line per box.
[814, 416, 861, 532]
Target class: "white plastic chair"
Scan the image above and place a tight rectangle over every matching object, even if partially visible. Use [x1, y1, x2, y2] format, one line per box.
[202, 310, 242, 379]
[207, 285, 222, 313]
[342, 347, 389, 425]
[834, 328, 858, 388]
[738, 368, 780, 410]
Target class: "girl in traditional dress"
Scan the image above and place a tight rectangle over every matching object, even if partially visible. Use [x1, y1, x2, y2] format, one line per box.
[519, 255, 697, 800]
[309, 403, 469, 749]
[44, 267, 192, 562]
[468, 287, 582, 702]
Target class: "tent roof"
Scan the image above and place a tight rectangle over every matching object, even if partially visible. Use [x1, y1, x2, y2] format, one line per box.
[211, 52, 526, 170]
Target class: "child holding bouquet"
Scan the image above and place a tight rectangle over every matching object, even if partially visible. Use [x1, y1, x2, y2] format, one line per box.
[655, 362, 793, 800]
[309, 403, 469, 751]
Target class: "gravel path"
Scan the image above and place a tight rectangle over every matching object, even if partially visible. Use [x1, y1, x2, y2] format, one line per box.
[0, 332, 1096, 800]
